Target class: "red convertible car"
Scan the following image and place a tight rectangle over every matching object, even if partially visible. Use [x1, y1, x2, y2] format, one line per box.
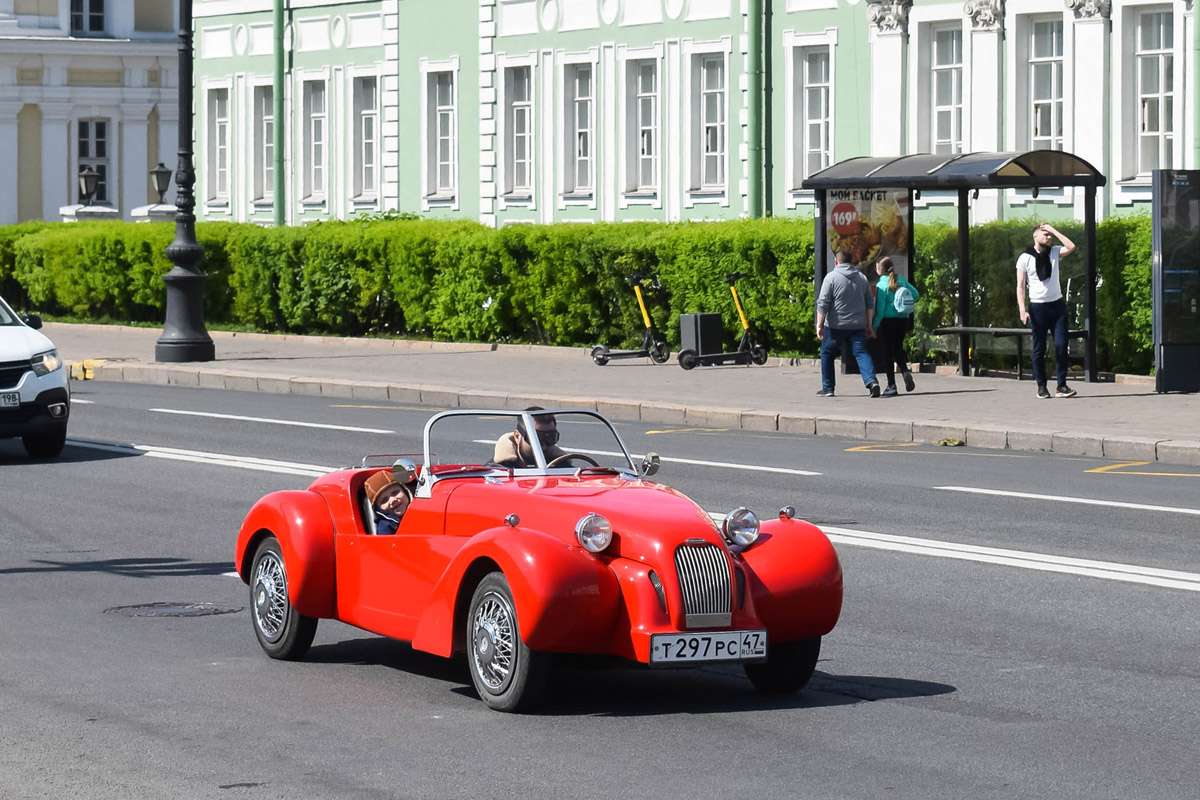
[235, 409, 842, 712]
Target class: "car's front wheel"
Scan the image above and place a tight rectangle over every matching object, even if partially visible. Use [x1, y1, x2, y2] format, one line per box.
[743, 636, 821, 694]
[466, 572, 548, 712]
[22, 427, 66, 459]
[250, 537, 317, 660]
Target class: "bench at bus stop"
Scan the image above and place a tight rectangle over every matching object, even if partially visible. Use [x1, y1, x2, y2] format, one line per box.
[933, 326, 1089, 381]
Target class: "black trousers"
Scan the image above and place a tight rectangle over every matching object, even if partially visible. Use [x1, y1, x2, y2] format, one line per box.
[1029, 298, 1069, 388]
[876, 317, 911, 387]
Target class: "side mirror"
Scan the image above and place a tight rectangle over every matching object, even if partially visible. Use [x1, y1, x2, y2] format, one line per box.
[21, 313, 42, 330]
[391, 457, 418, 485]
[640, 452, 660, 478]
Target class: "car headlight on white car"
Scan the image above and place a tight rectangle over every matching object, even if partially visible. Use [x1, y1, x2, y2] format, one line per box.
[575, 513, 613, 553]
[722, 507, 760, 547]
[31, 350, 62, 376]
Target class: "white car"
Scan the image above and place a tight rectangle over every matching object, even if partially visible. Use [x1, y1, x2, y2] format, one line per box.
[0, 295, 70, 458]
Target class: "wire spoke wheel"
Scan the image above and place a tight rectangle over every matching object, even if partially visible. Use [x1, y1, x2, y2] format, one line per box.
[466, 572, 549, 712]
[253, 549, 288, 642]
[471, 592, 516, 691]
[249, 538, 318, 661]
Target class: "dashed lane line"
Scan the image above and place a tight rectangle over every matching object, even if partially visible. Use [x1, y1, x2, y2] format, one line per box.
[148, 407, 394, 435]
[934, 485, 1200, 516]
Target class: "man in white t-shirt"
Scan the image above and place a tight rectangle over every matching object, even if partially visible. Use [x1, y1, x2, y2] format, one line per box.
[1016, 223, 1077, 399]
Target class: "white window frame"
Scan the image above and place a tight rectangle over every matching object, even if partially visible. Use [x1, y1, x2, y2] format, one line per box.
[618, 44, 664, 210]
[298, 79, 327, 203]
[206, 88, 230, 204]
[1027, 16, 1065, 152]
[70, 0, 105, 35]
[628, 57, 659, 195]
[930, 25, 963, 155]
[561, 58, 596, 200]
[76, 117, 111, 204]
[252, 84, 273, 204]
[784, 28, 837, 207]
[497, 54, 538, 208]
[683, 38, 732, 207]
[1135, 8, 1175, 175]
[352, 74, 379, 201]
[419, 58, 459, 209]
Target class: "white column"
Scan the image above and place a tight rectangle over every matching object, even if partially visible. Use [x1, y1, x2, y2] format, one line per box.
[120, 103, 154, 219]
[966, 4, 1003, 221]
[40, 104, 72, 220]
[0, 102, 22, 225]
[156, 104, 179, 207]
[867, 4, 908, 156]
[1071, 11, 1110, 215]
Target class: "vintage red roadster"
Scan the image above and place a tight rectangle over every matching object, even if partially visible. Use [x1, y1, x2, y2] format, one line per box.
[235, 409, 842, 711]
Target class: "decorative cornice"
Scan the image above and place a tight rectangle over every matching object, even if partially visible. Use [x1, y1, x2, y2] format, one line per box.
[1064, 0, 1111, 20]
[964, 0, 1004, 30]
[866, 0, 911, 34]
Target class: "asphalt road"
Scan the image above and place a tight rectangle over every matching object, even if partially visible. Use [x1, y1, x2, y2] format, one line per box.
[1, 382, 1198, 799]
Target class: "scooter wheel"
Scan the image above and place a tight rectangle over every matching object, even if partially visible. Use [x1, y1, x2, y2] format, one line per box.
[677, 349, 698, 371]
[750, 344, 768, 365]
[591, 345, 610, 366]
[650, 341, 671, 364]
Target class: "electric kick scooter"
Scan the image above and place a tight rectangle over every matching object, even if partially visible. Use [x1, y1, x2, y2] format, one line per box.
[676, 272, 769, 370]
[590, 272, 671, 366]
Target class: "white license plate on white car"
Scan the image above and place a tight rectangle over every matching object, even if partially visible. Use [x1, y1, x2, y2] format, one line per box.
[650, 630, 767, 665]
[0, 392, 18, 408]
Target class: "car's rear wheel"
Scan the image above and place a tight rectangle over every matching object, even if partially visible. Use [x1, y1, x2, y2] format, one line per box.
[22, 427, 66, 459]
[743, 636, 821, 694]
[250, 538, 317, 660]
[466, 572, 547, 712]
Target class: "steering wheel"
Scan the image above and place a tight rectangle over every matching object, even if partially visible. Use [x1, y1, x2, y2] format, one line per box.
[546, 453, 600, 468]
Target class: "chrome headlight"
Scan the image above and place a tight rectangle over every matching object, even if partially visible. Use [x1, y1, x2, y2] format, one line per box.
[31, 350, 62, 376]
[722, 507, 759, 547]
[575, 512, 613, 553]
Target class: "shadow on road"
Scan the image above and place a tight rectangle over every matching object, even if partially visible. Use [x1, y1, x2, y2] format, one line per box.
[304, 636, 955, 716]
[0, 556, 233, 578]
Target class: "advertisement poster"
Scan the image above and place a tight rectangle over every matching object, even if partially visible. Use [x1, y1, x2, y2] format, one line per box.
[826, 188, 911, 278]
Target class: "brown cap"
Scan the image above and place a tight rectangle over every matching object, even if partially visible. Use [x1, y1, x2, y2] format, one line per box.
[364, 470, 399, 504]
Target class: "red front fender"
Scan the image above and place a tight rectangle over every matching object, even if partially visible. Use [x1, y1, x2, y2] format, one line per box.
[410, 527, 622, 658]
[235, 490, 337, 619]
[740, 517, 843, 643]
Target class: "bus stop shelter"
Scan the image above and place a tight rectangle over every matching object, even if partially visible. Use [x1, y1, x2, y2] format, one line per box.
[802, 151, 1107, 381]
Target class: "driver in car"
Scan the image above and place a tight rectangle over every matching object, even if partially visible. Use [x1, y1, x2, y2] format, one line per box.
[492, 407, 566, 468]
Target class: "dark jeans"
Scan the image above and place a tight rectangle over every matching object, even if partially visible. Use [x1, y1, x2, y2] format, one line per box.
[876, 317, 911, 387]
[820, 326, 877, 392]
[1029, 298, 1069, 388]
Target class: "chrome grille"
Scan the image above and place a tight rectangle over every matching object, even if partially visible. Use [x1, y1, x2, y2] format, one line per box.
[673, 543, 732, 629]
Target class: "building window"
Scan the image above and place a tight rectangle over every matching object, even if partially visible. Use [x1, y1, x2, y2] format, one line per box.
[77, 118, 109, 203]
[931, 28, 963, 154]
[505, 66, 533, 196]
[70, 0, 105, 35]
[354, 76, 379, 198]
[426, 71, 456, 197]
[626, 59, 658, 193]
[796, 46, 831, 183]
[1136, 10, 1174, 174]
[696, 54, 726, 190]
[303, 80, 327, 199]
[207, 89, 229, 203]
[564, 63, 593, 195]
[253, 86, 273, 202]
[1029, 20, 1064, 151]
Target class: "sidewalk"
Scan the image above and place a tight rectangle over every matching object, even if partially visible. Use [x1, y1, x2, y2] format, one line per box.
[48, 322, 1200, 467]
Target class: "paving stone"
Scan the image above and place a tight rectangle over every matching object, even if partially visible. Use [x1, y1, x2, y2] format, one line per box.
[197, 370, 230, 389]
[457, 390, 509, 410]
[386, 385, 423, 402]
[1051, 432, 1105, 457]
[222, 373, 260, 393]
[966, 425, 1009, 450]
[91, 363, 124, 381]
[255, 375, 294, 394]
[319, 379, 357, 398]
[816, 416, 867, 439]
[740, 411, 779, 432]
[1101, 436, 1162, 462]
[866, 420, 912, 442]
[419, 387, 462, 408]
[912, 422, 967, 444]
[684, 406, 744, 427]
[350, 382, 391, 401]
[638, 403, 688, 425]
[595, 399, 642, 422]
[1156, 440, 1200, 467]
[289, 378, 324, 396]
[777, 413, 815, 435]
[1006, 429, 1057, 452]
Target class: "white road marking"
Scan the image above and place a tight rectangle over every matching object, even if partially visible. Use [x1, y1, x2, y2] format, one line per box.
[71, 398, 94, 405]
[934, 485, 1200, 517]
[148, 407, 393, 435]
[67, 439, 334, 477]
[706, 513, 1200, 593]
[470, 440, 821, 476]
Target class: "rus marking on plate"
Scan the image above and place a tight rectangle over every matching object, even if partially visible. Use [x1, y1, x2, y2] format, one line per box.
[103, 602, 243, 618]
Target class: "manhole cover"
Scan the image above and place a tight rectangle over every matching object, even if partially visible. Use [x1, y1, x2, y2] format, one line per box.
[103, 602, 243, 618]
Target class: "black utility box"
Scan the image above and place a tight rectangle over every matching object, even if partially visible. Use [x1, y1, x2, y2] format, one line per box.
[680, 313, 725, 357]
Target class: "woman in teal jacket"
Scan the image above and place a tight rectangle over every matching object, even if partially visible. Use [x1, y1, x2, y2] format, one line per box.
[872, 256, 920, 396]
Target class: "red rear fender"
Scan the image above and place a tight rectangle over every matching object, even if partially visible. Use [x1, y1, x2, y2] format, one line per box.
[411, 527, 622, 658]
[235, 490, 337, 619]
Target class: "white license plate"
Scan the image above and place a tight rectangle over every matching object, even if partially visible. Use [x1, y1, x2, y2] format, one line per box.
[650, 630, 768, 665]
[0, 392, 18, 408]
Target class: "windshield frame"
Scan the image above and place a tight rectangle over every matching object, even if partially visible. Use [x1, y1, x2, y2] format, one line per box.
[418, 408, 639, 494]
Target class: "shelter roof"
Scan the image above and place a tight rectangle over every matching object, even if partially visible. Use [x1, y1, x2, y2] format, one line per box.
[802, 150, 1106, 190]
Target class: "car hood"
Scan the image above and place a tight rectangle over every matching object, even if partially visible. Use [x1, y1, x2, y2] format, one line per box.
[443, 476, 727, 559]
[0, 325, 54, 361]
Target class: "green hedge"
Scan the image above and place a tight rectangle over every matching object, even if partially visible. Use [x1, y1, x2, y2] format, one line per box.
[1, 214, 1153, 373]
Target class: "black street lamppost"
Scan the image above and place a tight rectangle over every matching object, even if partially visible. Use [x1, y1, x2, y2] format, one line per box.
[155, 0, 214, 363]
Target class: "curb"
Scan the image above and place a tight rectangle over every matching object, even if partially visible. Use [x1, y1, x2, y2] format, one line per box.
[69, 360, 1200, 469]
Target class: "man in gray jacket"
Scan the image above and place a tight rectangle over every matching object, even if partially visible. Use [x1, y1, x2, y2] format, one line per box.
[815, 250, 880, 397]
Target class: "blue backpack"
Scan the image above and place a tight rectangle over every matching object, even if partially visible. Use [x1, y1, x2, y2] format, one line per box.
[893, 285, 915, 315]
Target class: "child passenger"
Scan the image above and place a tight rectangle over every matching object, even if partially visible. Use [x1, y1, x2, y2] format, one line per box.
[364, 471, 411, 535]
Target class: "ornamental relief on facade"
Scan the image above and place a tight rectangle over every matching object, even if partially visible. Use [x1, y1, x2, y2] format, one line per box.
[964, 0, 1004, 31]
[865, 0, 911, 34]
[1064, 0, 1111, 19]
